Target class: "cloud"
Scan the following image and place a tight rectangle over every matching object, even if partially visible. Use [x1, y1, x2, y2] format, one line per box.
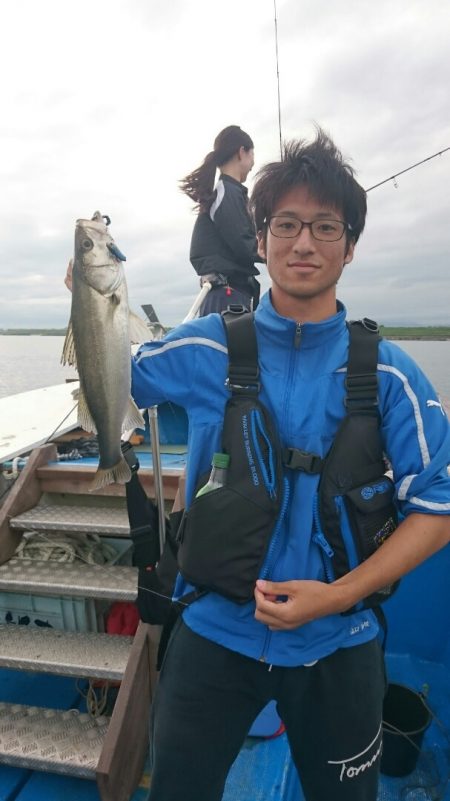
[0, 0, 449, 329]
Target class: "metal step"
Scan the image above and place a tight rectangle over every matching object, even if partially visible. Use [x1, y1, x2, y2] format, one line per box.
[0, 559, 137, 600]
[0, 702, 108, 778]
[10, 503, 130, 535]
[0, 625, 133, 680]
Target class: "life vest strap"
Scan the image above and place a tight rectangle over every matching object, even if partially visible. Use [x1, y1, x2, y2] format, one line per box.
[345, 320, 380, 411]
[222, 306, 260, 395]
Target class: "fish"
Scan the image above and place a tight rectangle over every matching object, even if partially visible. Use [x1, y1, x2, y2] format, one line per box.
[61, 211, 151, 489]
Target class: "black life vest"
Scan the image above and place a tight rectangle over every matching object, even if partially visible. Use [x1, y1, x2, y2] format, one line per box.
[126, 307, 398, 630]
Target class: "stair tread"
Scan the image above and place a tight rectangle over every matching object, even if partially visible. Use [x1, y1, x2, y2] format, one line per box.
[10, 504, 130, 535]
[0, 701, 108, 778]
[0, 559, 137, 600]
[0, 625, 133, 679]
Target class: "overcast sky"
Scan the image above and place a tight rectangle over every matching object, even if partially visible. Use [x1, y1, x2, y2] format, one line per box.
[1, 0, 449, 329]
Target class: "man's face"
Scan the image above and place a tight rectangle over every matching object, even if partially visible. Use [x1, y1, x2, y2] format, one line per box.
[257, 185, 355, 321]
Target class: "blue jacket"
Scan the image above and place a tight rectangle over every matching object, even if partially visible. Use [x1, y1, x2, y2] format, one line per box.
[132, 292, 450, 667]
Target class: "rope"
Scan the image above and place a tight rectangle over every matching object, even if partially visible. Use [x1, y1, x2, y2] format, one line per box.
[15, 531, 118, 565]
[13, 529, 182, 607]
[2, 457, 24, 480]
[76, 678, 110, 718]
[56, 437, 99, 459]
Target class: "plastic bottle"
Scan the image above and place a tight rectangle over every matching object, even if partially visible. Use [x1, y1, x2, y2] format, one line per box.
[196, 452, 230, 497]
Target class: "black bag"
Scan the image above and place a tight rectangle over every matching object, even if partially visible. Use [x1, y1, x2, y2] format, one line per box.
[177, 307, 283, 603]
[122, 441, 181, 625]
[177, 394, 283, 603]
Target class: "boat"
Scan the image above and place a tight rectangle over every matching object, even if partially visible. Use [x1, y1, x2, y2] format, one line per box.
[0, 338, 449, 800]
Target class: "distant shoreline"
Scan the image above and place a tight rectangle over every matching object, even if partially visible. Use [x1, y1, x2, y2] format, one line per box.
[0, 329, 68, 336]
[379, 326, 450, 341]
[1, 326, 449, 340]
[388, 337, 449, 341]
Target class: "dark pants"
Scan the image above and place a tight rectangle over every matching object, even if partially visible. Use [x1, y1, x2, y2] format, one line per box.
[148, 620, 386, 801]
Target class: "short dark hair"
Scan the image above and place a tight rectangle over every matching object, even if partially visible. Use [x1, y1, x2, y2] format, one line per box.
[250, 128, 367, 243]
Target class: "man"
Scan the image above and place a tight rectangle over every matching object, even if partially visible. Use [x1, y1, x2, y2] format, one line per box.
[132, 129, 450, 801]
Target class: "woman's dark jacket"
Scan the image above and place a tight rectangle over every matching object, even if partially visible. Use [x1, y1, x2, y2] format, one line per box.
[189, 174, 261, 294]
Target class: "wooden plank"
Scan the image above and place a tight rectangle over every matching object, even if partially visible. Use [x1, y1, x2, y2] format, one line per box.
[0, 444, 57, 564]
[0, 383, 79, 463]
[36, 466, 181, 501]
[96, 622, 161, 801]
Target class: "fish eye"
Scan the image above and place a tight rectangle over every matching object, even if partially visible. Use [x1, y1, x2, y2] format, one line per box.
[82, 238, 93, 250]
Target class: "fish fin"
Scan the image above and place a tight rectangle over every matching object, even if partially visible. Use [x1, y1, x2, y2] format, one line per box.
[77, 386, 98, 434]
[89, 457, 131, 490]
[61, 319, 78, 367]
[129, 310, 153, 344]
[122, 398, 146, 432]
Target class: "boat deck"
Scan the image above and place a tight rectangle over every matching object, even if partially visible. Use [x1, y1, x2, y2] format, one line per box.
[0, 651, 448, 801]
[0, 399, 448, 800]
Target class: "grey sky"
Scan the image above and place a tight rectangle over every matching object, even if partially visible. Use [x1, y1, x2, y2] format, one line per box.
[1, 0, 449, 328]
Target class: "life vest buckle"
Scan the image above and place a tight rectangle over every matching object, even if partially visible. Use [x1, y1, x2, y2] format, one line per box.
[282, 447, 324, 474]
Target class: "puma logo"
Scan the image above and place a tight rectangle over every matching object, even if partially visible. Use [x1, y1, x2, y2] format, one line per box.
[426, 399, 445, 416]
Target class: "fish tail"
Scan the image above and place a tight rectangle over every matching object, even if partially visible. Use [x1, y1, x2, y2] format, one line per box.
[89, 456, 132, 490]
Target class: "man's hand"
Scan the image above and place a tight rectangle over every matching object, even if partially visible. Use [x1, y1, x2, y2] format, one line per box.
[254, 515, 450, 631]
[64, 258, 73, 292]
[254, 579, 347, 630]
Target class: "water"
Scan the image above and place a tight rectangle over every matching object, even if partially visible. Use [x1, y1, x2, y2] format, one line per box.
[389, 340, 450, 398]
[0, 336, 76, 399]
[0, 335, 449, 400]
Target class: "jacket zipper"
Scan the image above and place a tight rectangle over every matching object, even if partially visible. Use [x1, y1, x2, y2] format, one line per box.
[282, 323, 302, 440]
[260, 477, 290, 580]
[250, 409, 276, 498]
[312, 494, 335, 583]
[334, 496, 360, 571]
[259, 477, 290, 662]
[260, 323, 301, 662]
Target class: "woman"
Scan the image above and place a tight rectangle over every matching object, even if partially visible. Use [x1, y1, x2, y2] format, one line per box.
[180, 125, 261, 315]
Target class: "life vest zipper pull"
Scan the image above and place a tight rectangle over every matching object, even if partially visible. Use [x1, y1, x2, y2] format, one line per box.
[312, 532, 335, 559]
[294, 323, 302, 349]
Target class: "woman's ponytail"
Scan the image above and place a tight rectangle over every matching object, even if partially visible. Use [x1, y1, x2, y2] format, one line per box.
[179, 151, 218, 210]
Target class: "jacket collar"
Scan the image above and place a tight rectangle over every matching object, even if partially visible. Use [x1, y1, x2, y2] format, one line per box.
[219, 173, 248, 196]
[255, 290, 347, 349]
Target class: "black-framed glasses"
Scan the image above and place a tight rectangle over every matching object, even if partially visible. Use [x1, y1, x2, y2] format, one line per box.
[267, 215, 352, 242]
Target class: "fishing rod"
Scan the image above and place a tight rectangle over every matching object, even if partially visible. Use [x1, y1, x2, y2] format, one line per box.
[272, 5, 449, 191]
[44, 401, 78, 444]
[366, 147, 450, 192]
[273, 0, 283, 158]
